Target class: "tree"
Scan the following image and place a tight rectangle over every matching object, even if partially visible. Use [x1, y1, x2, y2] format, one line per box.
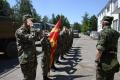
[73, 22, 81, 32]
[81, 13, 90, 32]
[49, 14, 70, 29]
[11, 0, 41, 22]
[19, 0, 33, 16]
[49, 13, 56, 24]
[0, 0, 11, 16]
[32, 8, 41, 22]
[42, 15, 49, 22]
[11, 0, 20, 21]
[89, 15, 97, 31]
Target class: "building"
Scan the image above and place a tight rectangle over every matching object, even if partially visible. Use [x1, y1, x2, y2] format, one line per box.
[97, 0, 120, 32]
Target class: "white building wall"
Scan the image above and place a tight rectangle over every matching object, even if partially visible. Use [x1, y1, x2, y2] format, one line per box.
[118, 0, 120, 8]
[97, 0, 120, 32]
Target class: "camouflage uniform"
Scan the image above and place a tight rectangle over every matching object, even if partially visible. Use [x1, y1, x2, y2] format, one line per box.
[54, 30, 63, 63]
[66, 29, 70, 52]
[96, 16, 120, 80]
[60, 28, 67, 59]
[69, 29, 74, 48]
[15, 26, 38, 80]
[64, 29, 69, 53]
[41, 32, 51, 78]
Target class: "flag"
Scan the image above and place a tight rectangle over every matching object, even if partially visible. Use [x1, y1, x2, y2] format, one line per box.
[48, 18, 61, 68]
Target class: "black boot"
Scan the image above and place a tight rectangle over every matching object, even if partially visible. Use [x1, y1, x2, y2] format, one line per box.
[61, 56, 66, 60]
[56, 60, 61, 65]
[43, 76, 52, 80]
[51, 65, 58, 72]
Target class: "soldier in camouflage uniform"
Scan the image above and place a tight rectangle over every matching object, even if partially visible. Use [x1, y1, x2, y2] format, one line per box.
[69, 28, 74, 48]
[95, 16, 120, 80]
[15, 14, 39, 80]
[51, 31, 60, 71]
[57, 28, 65, 62]
[60, 27, 67, 59]
[51, 27, 65, 70]
[41, 31, 52, 80]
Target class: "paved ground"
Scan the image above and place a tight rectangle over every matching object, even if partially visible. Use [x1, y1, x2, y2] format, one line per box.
[0, 34, 120, 80]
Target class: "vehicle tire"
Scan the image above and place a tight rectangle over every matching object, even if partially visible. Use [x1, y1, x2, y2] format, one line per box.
[5, 42, 18, 58]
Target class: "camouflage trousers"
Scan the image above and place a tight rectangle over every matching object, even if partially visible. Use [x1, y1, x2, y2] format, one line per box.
[41, 53, 50, 77]
[96, 66, 115, 80]
[20, 61, 37, 80]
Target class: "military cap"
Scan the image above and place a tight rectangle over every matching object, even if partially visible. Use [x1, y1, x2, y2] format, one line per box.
[22, 14, 32, 22]
[102, 16, 114, 23]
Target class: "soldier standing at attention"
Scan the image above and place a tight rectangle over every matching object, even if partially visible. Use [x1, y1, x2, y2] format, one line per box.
[41, 30, 52, 80]
[95, 16, 120, 80]
[15, 14, 38, 80]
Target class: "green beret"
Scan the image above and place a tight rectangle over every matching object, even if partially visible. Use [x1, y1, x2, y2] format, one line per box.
[22, 14, 32, 22]
[102, 16, 114, 23]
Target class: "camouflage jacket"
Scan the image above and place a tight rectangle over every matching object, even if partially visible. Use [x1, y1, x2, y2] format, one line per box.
[15, 25, 39, 64]
[96, 26, 120, 72]
[96, 26, 120, 52]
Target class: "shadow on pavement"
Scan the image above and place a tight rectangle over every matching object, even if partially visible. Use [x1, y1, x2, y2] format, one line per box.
[0, 55, 19, 75]
[0, 50, 42, 76]
[52, 47, 82, 79]
[52, 74, 92, 80]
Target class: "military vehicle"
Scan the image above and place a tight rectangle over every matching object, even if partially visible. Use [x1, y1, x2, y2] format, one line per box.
[0, 16, 20, 58]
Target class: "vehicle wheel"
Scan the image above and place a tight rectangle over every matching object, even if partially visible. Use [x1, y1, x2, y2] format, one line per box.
[6, 42, 18, 58]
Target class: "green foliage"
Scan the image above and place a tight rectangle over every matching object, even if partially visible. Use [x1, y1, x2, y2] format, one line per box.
[73, 22, 81, 32]
[89, 15, 97, 31]
[32, 8, 41, 22]
[49, 14, 70, 29]
[81, 13, 90, 32]
[0, 0, 11, 17]
[42, 15, 49, 22]
[19, 0, 32, 16]
[81, 13, 98, 33]
[11, 0, 41, 22]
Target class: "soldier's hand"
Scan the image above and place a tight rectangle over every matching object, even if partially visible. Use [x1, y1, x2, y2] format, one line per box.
[95, 60, 100, 67]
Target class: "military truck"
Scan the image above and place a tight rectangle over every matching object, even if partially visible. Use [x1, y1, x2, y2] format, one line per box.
[0, 16, 20, 58]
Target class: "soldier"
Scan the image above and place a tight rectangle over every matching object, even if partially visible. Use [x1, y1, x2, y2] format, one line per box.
[51, 28, 63, 71]
[60, 27, 67, 59]
[95, 16, 120, 80]
[64, 27, 70, 55]
[15, 14, 38, 80]
[69, 28, 74, 48]
[41, 30, 52, 80]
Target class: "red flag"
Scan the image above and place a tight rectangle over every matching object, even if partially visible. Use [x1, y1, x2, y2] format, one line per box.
[48, 18, 61, 68]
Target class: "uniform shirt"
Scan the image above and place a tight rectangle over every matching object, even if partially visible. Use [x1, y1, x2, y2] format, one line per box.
[96, 26, 120, 72]
[15, 25, 38, 64]
[96, 26, 120, 52]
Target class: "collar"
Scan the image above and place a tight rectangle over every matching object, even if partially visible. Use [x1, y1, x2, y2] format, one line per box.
[103, 26, 111, 29]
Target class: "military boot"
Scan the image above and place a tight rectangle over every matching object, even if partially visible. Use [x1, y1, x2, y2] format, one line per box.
[51, 65, 58, 72]
[43, 76, 52, 80]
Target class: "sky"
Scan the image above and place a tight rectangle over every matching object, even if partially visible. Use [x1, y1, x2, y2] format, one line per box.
[7, 0, 108, 24]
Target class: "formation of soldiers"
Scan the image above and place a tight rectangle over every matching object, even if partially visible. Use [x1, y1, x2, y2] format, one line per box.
[15, 14, 120, 80]
[51, 26, 74, 71]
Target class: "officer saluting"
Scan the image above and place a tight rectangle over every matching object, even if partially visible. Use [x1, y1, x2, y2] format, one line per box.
[95, 16, 120, 80]
[15, 14, 38, 80]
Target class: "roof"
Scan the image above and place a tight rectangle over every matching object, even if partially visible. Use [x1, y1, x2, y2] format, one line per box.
[97, 0, 111, 16]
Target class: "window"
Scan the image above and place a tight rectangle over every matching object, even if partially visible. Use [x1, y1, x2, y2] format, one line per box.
[114, 0, 118, 10]
[113, 19, 118, 31]
[107, 6, 110, 12]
